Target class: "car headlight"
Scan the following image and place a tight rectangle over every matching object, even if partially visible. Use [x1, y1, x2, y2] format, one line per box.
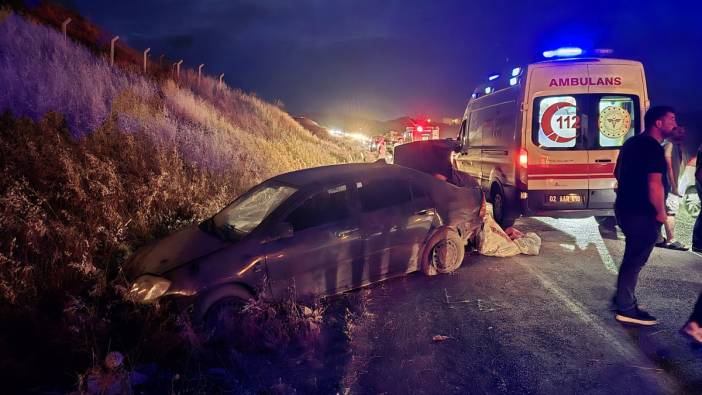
[128, 275, 171, 303]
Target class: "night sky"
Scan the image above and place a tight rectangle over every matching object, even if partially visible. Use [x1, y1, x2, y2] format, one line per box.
[61, 0, 701, 125]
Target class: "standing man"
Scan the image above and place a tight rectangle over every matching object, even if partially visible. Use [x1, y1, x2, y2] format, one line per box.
[655, 126, 688, 250]
[613, 106, 678, 325]
[682, 146, 702, 341]
[692, 140, 702, 252]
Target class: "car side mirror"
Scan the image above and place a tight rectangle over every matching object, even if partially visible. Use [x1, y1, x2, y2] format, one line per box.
[270, 222, 293, 241]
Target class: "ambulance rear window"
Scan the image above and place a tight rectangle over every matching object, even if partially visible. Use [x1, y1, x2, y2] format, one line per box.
[534, 96, 580, 149]
[532, 94, 640, 150]
[597, 96, 636, 147]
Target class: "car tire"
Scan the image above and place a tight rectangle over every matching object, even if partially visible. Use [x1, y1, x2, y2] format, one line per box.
[203, 296, 247, 345]
[681, 190, 701, 218]
[421, 228, 465, 276]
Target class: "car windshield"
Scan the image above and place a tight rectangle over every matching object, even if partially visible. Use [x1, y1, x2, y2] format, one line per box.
[213, 181, 297, 236]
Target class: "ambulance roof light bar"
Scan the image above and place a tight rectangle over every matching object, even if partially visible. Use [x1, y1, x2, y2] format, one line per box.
[542, 47, 583, 59]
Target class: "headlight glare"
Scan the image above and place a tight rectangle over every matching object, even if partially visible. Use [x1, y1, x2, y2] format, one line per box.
[128, 275, 171, 303]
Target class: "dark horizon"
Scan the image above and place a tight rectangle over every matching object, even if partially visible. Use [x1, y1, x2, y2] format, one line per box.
[59, 1, 701, 125]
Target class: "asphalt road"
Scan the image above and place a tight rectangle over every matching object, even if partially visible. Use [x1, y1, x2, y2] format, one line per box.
[345, 216, 702, 395]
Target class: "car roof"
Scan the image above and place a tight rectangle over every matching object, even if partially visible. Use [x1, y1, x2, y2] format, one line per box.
[271, 162, 421, 187]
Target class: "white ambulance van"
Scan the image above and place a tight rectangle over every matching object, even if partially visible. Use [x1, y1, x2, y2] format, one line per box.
[454, 48, 649, 226]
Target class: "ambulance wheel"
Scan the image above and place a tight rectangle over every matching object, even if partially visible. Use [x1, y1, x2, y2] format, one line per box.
[491, 186, 511, 227]
[595, 216, 617, 228]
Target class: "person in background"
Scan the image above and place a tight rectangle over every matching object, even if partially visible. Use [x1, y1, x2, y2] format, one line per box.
[655, 126, 688, 250]
[681, 294, 702, 344]
[683, 145, 702, 343]
[613, 106, 677, 326]
[692, 141, 702, 253]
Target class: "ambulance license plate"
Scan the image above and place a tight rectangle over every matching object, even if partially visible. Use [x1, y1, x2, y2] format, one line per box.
[546, 194, 582, 204]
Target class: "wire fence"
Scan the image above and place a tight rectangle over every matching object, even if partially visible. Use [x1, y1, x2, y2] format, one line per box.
[22, 2, 226, 91]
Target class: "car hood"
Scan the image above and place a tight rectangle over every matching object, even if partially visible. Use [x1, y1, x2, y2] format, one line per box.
[128, 224, 232, 277]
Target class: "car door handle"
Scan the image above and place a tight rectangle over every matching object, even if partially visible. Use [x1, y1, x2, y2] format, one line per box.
[595, 159, 612, 163]
[335, 228, 358, 238]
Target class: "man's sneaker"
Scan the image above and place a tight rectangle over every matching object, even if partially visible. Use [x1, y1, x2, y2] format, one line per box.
[615, 308, 658, 326]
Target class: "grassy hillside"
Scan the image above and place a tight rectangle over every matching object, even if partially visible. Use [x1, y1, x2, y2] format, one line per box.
[0, 10, 367, 391]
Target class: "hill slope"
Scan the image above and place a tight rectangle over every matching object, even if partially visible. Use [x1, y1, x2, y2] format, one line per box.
[0, 10, 366, 391]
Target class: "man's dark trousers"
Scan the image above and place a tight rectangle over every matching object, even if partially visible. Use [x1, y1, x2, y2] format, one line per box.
[616, 213, 661, 312]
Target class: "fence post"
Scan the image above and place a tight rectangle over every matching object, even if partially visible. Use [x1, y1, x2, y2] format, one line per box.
[218, 73, 224, 91]
[110, 36, 119, 66]
[198, 64, 204, 86]
[61, 18, 72, 44]
[175, 60, 183, 81]
[143, 48, 151, 73]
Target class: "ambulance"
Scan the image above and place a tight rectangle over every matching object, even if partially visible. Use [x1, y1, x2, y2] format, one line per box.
[454, 48, 648, 226]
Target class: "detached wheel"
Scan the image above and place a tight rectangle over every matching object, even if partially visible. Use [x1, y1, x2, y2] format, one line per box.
[421, 228, 465, 276]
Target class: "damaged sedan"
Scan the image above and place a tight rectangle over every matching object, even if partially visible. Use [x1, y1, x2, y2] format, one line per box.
[126, 161, 484, 325]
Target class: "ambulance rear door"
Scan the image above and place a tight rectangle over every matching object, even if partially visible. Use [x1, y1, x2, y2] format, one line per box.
[526, 63, 590, 212]
[586, 63, 645, 209]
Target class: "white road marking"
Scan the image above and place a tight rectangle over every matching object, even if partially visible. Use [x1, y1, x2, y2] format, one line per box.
[536, 217, 618, 273]
[514, 255, 681, 393]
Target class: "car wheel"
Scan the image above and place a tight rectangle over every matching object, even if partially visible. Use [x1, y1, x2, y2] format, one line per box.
[681, 191, 701, 217]
[203, 296, 246, 345]
[421, 228, 465, 276]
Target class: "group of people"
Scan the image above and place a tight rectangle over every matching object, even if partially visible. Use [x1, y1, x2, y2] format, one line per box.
[613, 106, 702, 343]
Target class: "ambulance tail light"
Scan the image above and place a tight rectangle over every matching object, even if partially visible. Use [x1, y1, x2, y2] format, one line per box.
[516, 148, 528, 189]
[518, 148, 528, 168]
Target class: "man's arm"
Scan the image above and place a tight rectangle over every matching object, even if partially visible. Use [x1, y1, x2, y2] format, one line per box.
[648, 173, 667, 223]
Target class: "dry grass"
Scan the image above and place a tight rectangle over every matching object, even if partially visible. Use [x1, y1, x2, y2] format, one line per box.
[0, 11, 368, 392]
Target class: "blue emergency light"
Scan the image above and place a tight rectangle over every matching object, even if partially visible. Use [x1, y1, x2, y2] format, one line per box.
[542, 47, 583, 59]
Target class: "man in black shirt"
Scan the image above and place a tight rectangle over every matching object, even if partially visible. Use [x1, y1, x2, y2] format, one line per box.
[614, 106, 678, 326]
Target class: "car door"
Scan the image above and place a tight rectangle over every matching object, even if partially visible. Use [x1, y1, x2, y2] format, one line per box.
[263, 183, 362, 299]
[357, 177, 419, 284]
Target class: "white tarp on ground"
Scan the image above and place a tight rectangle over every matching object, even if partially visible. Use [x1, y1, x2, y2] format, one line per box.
[476, 204, 541, 257]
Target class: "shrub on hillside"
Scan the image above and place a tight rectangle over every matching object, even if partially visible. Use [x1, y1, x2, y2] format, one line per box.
[0, 11, 368, 392]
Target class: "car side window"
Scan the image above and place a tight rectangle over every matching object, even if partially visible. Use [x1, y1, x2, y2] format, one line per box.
[285, 184, 351, 231]
[358, 179, 411, 212]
